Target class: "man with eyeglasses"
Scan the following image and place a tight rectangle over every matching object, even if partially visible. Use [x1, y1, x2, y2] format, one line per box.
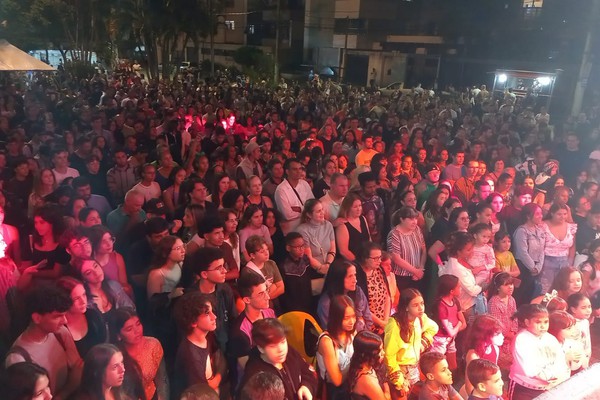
[279, 232, 313, 314]
[228, 272, 275, 388]
[183, 246, 237, 352]
[356, 242, 391, 335]
[61, 227, 93, 276]
[274, 158, 314, 234]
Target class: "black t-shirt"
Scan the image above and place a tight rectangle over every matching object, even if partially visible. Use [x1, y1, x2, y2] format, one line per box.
[576, 222, 600, 254]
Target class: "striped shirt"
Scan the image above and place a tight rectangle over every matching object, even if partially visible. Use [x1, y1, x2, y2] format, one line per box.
[387, 227, 425, 277]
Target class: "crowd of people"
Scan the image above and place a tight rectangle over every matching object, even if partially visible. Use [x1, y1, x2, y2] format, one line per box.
[0, 69, 599, 400]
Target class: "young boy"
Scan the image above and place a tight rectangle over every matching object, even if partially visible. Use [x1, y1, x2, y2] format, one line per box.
[418, 351, 462, 400]
[279, 232, 313, 313]
[241, 235, 284, 304]
[467, 359, 504, 400]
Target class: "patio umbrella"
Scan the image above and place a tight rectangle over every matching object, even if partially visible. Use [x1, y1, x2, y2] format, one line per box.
[0, 40, 55, 71]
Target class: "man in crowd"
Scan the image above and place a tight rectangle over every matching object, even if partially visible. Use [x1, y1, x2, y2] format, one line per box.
[107, 147, 138, 204]
[454, 159, 479, 206]
[274, 158, 314, 234]
[415, 163, 441, 209]
[320, 172, 349, 224]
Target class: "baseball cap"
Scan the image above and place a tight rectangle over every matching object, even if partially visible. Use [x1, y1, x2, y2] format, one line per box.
[145, 198, 166, 215]
[425, 163, 440, 174]
[245, 141, 260, 155]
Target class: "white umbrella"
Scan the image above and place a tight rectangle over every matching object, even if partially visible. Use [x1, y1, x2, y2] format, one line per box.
[0, 40, 55, 71]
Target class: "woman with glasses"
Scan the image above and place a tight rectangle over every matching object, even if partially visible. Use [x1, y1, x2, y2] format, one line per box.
[90, 225, 132, 297]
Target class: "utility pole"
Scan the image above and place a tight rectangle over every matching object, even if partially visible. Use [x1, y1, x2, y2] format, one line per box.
[340, 16, 349, 83]
[273, 0, 281, 84]
[571, 0, 600, 116]
[209, 0, 215, 78]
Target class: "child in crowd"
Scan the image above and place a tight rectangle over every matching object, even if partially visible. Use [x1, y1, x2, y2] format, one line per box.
[384, 288, 438, 399]
[241, 235, 285, 306]
[462, 315, 504, 396]
[467, 223, 495, 286]
[466, 359, 504, 400]
[418, 351, 462, 400]
[509, 304, 570, 400]
[381, 251, 400, 314]
[487, 272, 518, 371]
[439, 232, 482, 324]
[493, 231, 520, 278]
[567, 293, 592, 369]
[548, 310, 585, 373]
[430, 274, 466, 372]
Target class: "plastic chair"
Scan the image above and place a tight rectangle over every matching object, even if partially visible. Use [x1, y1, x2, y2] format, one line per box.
[278, 311, 323, 365]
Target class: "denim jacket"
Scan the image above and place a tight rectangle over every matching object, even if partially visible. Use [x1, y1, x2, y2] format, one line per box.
[513, 224, 546, 274]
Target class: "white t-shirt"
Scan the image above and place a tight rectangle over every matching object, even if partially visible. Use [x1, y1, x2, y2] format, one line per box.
[52, 167, 80, 184]
[132, 181, 162, 202]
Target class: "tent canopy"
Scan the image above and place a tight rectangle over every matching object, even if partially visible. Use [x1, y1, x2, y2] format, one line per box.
[0, 40, 55, 71]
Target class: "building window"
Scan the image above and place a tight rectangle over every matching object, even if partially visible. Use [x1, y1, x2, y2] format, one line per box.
[246, 25, 255, 34]
[333, 18, 366, 34]
[522, 0, 543, 7]
[225, 20, 235, 30]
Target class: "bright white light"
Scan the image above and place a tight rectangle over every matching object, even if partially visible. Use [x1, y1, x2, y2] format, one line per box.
[498, 74, 507, 83]
[537, 76, 551, 86]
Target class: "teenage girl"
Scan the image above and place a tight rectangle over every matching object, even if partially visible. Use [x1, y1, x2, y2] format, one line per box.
[508, 304, 570, 400]
[384, 288, 438, 400]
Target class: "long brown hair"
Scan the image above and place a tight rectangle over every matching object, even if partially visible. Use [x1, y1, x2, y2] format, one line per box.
[392, 288, 423, 342]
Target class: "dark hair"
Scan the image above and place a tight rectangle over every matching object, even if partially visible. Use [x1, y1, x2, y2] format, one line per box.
[544, 202, 569, 221]
[441, 197, 462, 219]
[184, 246, 224, 275]
[567, 292, 589, 313]
[174, 292, 214, 334]
[3, 362, 50, 400]
[106, 308, 146, 400]
[237, 272, 266, 299]
[422, 188, 450, 220]
[285, 231, 304, 245]
[240, 204, 263, 229]
[391, 206, 419, 226]
[180, 383, 219, 400]
[392, 288, 424, 342]
[445, 231, 475, 257]
[420, 351, 446, 376]
[347, 331, 385, 390]
[448, 206, 469, 231]
[198, 216, 224, 236]
[240, 372, 285, 400]
[78, 207, 99, 223]
[520, 203, 541, 225]
[151, 235, 180, 269]
[210, 173, 229, 208]
[548, 310, 576, 340]
[359, 242, 381, 263]
[465, 315, 502, 357]
[80, 344, 124, 400]
[512, 303, 548, 328]
[493, 230, 510, 248]
[323, 260, 356, 302]
[328, 295, 356, 340]
[488, 272, 515, 299]
[473, 202, 492, 219]
[32, 204, 65, 245]
[585, 239, 600, 281]
[432, 274, 460, 325]
[245, 235, 267, 255]
[144, 217, 170, 236]
[221, 189, 245, 210]
[358, 171, 378, 187]
[26, 283, 73, 317]
[251, 318, 287, 348]
[72, 175, 91, 190]
[466, 359, 500, 389]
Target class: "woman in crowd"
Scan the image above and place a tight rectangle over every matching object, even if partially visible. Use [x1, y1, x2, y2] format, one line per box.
[108, 307, 169, 400]
[387, 206, 426, 291]
[246, 175, 274, 212]
[428, 204, 468, 265]
[155, 148, 177, 191]
[540, 203, 577, 294]
[65, 196, 87, 228]
[28, 167, 56, 218]
[485, 192, 505, 233]
[219, 208, 241, 269]
[146, 235, 185, 299]
[336, 192, 371, 262]
[162, 166, 187, 215]
[222, 188, 246, 221]
[73, 257, 135, 316]
[318, 260, 373, 332]
[27, 204, 70, 281]
[91, 225, 132, 297]
[295, 199, 336, 276]
[74, 344, 127, 400]
[264, 208, 286, 265]
[316, 295, 356, 399]
[580, 238, 600, 298]
[3, 362, 53, 400]
[513, 203, 547, 304]
[238, 205, 273, 262]
[422, 187, 450, 232]
[207, 173, 231, 209]
[348, 330, 390, 400]
[78, 208, 102, 228]
[56, 276, 107, 359]
[180, 204, 205, 244]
